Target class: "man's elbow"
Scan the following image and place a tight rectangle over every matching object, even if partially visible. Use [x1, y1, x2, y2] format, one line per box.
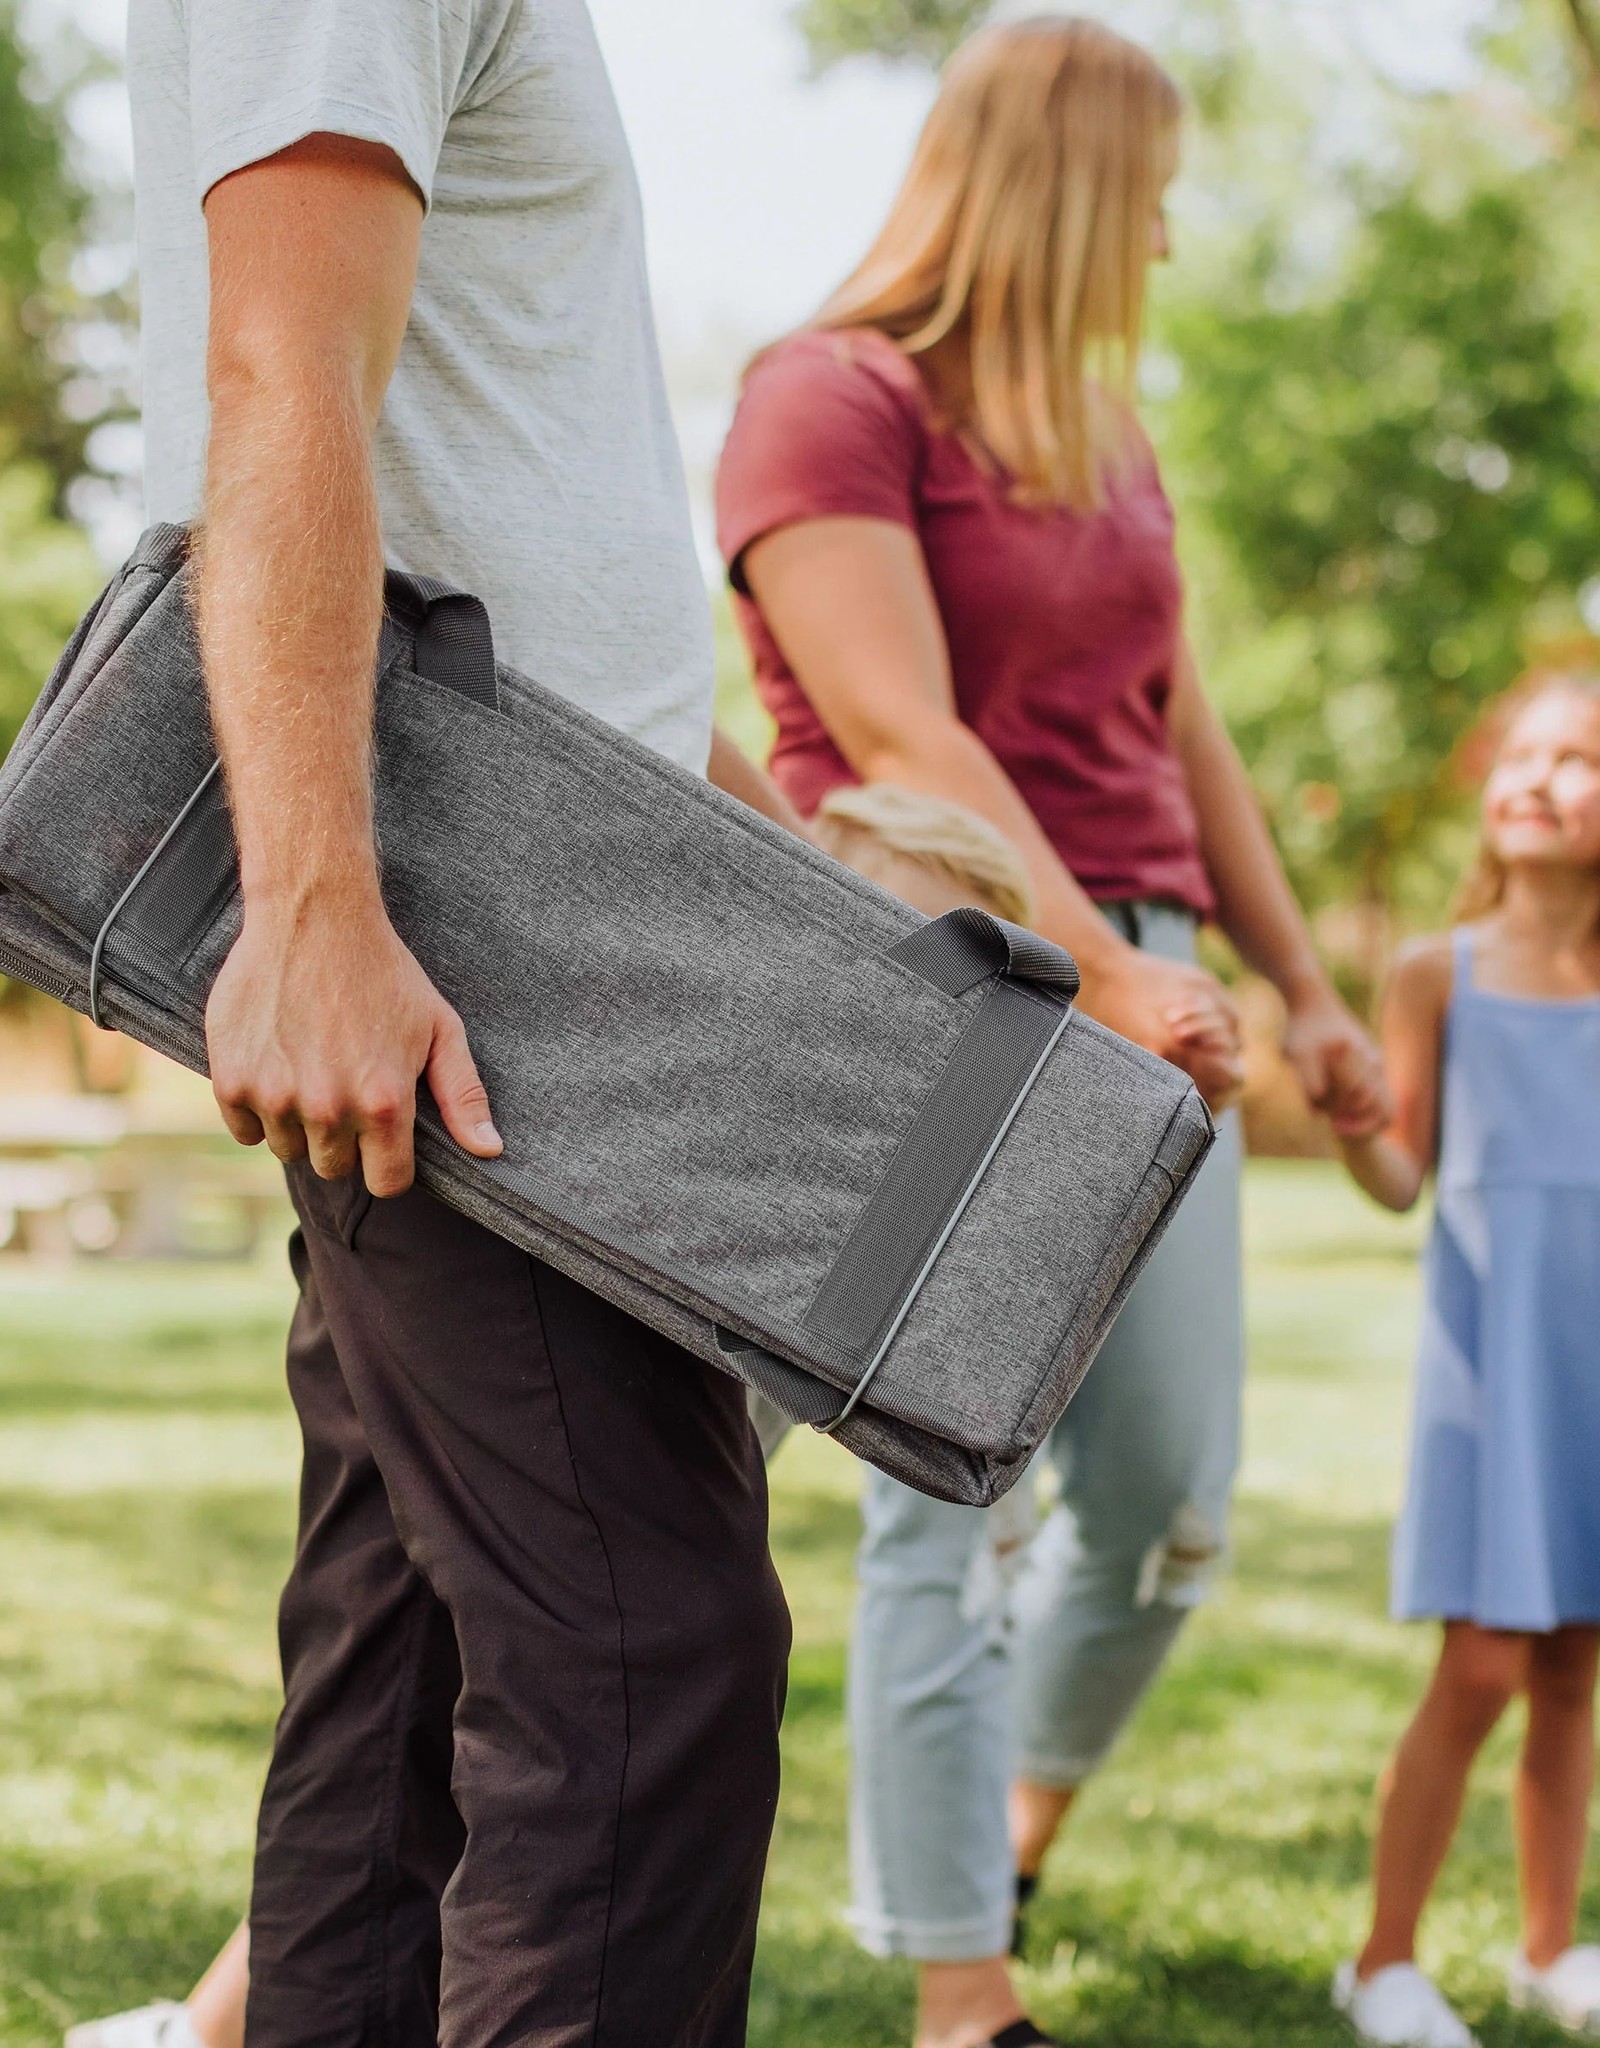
[206, 318, 368, 436]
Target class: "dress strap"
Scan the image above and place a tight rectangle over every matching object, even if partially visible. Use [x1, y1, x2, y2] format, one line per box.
[1451, 926, 1476, 998]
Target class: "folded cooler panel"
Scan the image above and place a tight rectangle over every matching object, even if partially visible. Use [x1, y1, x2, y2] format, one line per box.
[0, 525, 1213, 1505]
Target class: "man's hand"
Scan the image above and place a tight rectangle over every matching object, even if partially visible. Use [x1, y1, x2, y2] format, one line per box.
[1281, 987, 1390, 1139]
[208, 882, 502, 1196]
[1077, 944, 1246, 1111]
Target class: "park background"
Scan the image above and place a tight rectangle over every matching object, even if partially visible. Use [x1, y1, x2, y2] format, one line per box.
[1, 0, 1599, 2040]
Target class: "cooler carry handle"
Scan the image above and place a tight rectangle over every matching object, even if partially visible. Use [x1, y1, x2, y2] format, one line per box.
[85, 530, 498, 1024]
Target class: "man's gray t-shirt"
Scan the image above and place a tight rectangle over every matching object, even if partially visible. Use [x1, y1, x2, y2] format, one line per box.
[126, 0, 714, 771]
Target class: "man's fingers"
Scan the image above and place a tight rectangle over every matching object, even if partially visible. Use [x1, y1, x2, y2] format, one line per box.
[427, 1009, 503, 1159]
[358, 1116, 418, 1199]
[257, 1110, 310, 1166]
[345, 1073, 419, 1198]
[305, 1122, 361, 1182]
[214, 1092, 266, 1149]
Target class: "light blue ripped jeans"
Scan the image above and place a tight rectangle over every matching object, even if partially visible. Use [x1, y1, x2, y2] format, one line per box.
[846, 903, 1245, 1961]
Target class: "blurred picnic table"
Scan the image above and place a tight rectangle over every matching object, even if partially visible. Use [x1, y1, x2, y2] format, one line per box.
[0, 1094, 285, 1258]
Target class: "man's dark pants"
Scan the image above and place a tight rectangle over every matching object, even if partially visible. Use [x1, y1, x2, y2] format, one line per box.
[244, 1164, 791, 2048]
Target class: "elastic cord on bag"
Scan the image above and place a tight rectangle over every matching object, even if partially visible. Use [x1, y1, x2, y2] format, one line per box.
[88, 759, 226, 1028]
[814, 995, 1071, 1437]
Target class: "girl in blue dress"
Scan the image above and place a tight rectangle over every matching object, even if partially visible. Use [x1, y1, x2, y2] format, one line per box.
[1332, 670, 1600, 2048]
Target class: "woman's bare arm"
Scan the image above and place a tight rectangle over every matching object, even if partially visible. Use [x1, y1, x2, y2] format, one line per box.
[706, 728, 813, 839]
[1337, 937, 1450, 1210]
[1167, 643, 1389, 1137]
[741, 516, 1244, 1102]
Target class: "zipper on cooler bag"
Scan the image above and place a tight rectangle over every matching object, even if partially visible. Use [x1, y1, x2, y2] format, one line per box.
[0, 937, 73, 1006]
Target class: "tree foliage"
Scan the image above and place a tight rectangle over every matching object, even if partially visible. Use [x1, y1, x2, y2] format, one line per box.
[0, 2, 104, 759]
[1159, 184, 1600, 921]
[1558, 0, 1600, 125]
[0, 463, 101, 757]
[0, 0, 91, 484]
[795, 0, 988, 70]
[796, 0, 1600, 110]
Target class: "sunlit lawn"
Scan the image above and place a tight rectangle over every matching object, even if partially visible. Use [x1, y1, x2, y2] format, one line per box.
[0, 1164, 1587, 2045]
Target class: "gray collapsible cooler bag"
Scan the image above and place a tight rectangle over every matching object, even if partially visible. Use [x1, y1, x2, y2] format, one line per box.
[0, 524, 1213, 1506]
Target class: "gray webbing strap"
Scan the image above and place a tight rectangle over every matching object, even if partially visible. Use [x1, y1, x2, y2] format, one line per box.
[127, 523, 191, 575]
[746, 910, 1079, 1438]
[88, 564, 497, 1020]
[714, 1327, 849, 1430]
[89, 761, 226, 1027]
[888, 906, 1081, 1002]
[806, 975, 1072, 1434]
[382, 573, 499, 712]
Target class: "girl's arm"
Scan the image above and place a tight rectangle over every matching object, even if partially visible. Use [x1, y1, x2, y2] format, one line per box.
[706, 727, 814, 839]
[740, 516, 1245, 1106]
[1337, 936, 1451, 1211]
[1166, 642, 1390, 1138]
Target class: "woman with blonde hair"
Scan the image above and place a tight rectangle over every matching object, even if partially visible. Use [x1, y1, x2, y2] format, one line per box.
[717, 17, 1387, 2046]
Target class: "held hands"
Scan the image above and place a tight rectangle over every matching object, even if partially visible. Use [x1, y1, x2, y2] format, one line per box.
[206, 882, 503, 1196]
[1280, 985, 1390, 1140]
[1076, 944, 1246, 1112]
[1079, 945, 1390, 1136]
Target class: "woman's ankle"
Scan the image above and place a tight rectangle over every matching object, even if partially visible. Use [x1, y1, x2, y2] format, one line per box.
[915, 1956, 1026, 2048]
[1008, 1778, 1077, 1879]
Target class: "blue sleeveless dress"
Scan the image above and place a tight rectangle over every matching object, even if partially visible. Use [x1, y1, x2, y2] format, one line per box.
[1392, 929, 1600, 1630]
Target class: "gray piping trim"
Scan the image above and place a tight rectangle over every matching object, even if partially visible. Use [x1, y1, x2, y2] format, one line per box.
[815, 1000, 1071, 1436]
[88, 759, 224, 1028]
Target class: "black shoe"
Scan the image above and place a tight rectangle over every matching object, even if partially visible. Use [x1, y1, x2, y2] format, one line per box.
[986, 2022, 1064, 2047]
[1010, 1870, 1040, 1958]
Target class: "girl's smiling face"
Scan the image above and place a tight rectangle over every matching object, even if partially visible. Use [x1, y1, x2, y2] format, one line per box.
[1483, 686, 1600, 873]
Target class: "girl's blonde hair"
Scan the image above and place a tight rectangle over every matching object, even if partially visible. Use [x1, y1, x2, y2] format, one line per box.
[814, 16, 1182, 513]
[815, 783, 1034, 926]
[1453, 650, 1600, 923]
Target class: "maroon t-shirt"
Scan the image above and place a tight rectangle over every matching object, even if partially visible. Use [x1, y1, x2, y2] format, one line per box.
[715, 328, 1213, 917]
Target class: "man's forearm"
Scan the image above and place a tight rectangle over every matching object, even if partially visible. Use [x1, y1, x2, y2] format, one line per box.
[191, 141, 497, 1190]
[197, 357, 386, 912]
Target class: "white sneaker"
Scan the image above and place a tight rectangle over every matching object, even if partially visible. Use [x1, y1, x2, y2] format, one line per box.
[1332, 1961, 1479, 2047]
[1509, 1946, 1600, 2035]
[65, 2003, 206, 2048]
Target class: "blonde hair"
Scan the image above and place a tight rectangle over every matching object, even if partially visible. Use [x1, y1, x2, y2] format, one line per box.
[814, 16, 1181, 513]
[1454, 652, 1600, 923]
[815, 783, 1034, 925]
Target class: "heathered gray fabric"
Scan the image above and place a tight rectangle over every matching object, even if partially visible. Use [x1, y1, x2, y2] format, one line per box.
[127, 0, 714, 770]
[0, 537, 1213, 1507]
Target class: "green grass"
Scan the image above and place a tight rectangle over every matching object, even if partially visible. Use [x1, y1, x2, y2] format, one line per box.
[0, 1165, 1588, 2045]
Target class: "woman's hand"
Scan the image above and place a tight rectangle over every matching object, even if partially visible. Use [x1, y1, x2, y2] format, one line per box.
[1077, 944, 1245, 1111]
[1280, 986, 1390, 1139]
[1166, 650, 1388, 1136]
